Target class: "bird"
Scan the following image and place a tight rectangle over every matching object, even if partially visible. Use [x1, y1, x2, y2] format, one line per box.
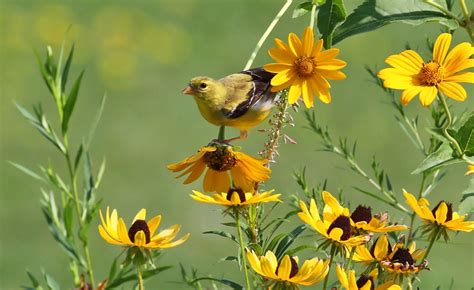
[182, 68, 278, 142]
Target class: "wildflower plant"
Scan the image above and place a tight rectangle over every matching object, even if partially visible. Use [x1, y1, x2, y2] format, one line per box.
[11, 0, 474, 290]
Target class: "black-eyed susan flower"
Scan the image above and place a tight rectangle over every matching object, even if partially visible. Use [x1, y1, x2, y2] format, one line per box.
[190, 188, 281, 207]
[466, 164, 474, 175]
[403, 190, 474, 240]
[380, 242, 428, 275]
[378, 33, 473, 107]
[298, 191, 369, 252]
[98, 207, 189, 249]
[167, 145, 270, 192]
[264, 27, 347, 108]
[353, 234, 399, 265]
[247, 250, 329, 288]
[336, 266, 401, 290]
[350, 205, 408, 233]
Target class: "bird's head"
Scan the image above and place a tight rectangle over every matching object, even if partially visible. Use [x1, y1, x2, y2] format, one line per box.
[182, 76, 219, 100]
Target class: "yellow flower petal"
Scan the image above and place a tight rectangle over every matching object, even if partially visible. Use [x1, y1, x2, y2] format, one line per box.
[435, 202, 448, 223]
[433, 33, 452, 64]
[277, 255, 292, 280]
[418, 86, 438, 107]
[133, 208, 147, 223]
[438, 81, 467, 102]
[288, 82, 302, 104]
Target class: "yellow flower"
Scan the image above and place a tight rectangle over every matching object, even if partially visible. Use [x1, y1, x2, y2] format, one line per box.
[403, 190, 474, 234]
[167, 145, 270, 192]
[298, 192, 369, 251]
[247, 250, 329, 287]
[378, 33, 473, 106]
[466, 164, 474, 175]
[264, 26, 347, 108]
[336, 266, 401, 290]
[190, 188, 281, 207]
[350, 205, 408, 233]
[353, 235, 396, 265]
[380, 242, 428, 275]
[98, 207, 189, 249]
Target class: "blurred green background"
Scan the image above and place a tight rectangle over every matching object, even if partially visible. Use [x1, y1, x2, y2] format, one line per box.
[1, 0, 473, 289]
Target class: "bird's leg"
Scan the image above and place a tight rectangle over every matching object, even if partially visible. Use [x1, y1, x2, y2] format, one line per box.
[219, 130, 248, 144]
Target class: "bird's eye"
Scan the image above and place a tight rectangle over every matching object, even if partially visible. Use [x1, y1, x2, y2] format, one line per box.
[199, 83, 207, 89]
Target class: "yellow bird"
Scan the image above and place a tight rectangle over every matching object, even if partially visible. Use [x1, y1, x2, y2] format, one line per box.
[182, 68, 278, 142]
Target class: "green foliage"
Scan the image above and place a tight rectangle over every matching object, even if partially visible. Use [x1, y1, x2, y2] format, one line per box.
[453, 114, 474, 156]
[459, 178, 474, 215]
[332, 0, 457, 45]
[317, 0, 347, 47]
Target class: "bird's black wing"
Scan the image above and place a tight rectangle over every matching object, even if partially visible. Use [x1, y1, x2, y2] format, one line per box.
[224, 67, 277, 119]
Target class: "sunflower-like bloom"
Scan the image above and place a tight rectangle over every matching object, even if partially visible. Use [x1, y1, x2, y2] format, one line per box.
[350, 205, 408, 233]
[380, 242, 428, 275]
[298, 192, 369, 252]
[353, 235, 399, 265]
[247, 250, 329, 287]
[98, 207, 189, 249]
[378, 33, 473, 106]
[466, 164, 474, 176]
[403, 190, 474, 238]
[264, 26, 347, 108]
[336, 266, 401, 290]
[167, 145, 270, 192]
[190, 188, 281, 207]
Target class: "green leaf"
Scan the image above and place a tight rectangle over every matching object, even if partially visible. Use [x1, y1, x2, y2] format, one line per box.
[107, 266, 171, 288]
[202, 230, 238, 244]
[43, 272, 59, 290]
[332, 0, 458, 45]
[459, 178, 474, 215]
[265, 232, 287, 252]
[61, 71, 84, 134]
[63, 199, 74, 238]
[191, 277, 243, 290]
[79, 199, 102, 244]
[284, 244, 319, 256]
[275, 224, 307, 259]
[25, 271, 43, 290]
[453, 114, 474, 156]
[292, 2, 313, 18]
[317, 0, 346, 48]
[9, 162, 45, 182]
[412, 143, 461, 174]
[74, 143, 83, 171]
[61, 44, 75, 93]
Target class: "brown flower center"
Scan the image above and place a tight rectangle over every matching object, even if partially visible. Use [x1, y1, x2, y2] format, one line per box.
[431, 201, 453, 222]
[351, 205, 372, 223]
[327, 216, 352, 241]
[356, 275, 375, 290]
[419, 61, 444, 86]
[203, 147, 237, 171]
[226, 188, 246, 202]
[391, 248, 414, 265]
[294, 56, 316, 77]
[275, 257, 299, 279]
[128, 219, 151, 244]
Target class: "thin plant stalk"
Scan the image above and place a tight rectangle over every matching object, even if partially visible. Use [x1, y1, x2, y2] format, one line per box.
[309, 4, 317, 29]
[137, 267, 145, 290]
[437, 93, 463, 156]
[407, 173, 427, 244]
[422, 227, 442, 261]
[323, 245, 337, 290]
[244, 0, 293, 70]
[235, 210, 252, 290]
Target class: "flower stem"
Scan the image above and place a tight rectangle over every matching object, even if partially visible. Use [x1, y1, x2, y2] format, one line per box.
[309, 4, 317, 29]
[459, 0, 474, 42]
[244, 0, 293, 70]
[422, 227, 441, 261]
[218, 125, 226, 141]
[423, 0, 463, 24]
[437, 93, 464, 156]
[137, 267, 145, 290]
[235, 210, 252, 290]
[323, 245, 337, 290]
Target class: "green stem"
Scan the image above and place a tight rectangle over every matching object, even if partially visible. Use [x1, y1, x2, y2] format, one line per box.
[235, 211, 252, 290]
[243, 0, 293, 70]
[422, 227, 441, 261]
[423, 0, 463, 24]
[338, 247, 355, 290]
[218, 125, 226, 141]
[437, 93, 463, 156]
[137, 267, 145, 290]
[323, 245, 337, 290]
[407, 173, 427, 244]
[460, 0, 470, 22]
[309, 4, 317, 29]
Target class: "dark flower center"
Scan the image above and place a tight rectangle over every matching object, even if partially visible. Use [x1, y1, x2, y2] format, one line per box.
[128, 219, 151, 244]
[294, 56, 316, 77]
[351, 205, 372, 223]
[226, 188, 246, 202]
[419, 61, 444, 86]
[203, 147, 237, 171]
[327, 216, 352, 241]
[356, 275, 374, 290]
[391, 248, 414, 265]
[275, 257, 299, 279]
[431, 201, 453, 222]
[369, 236, 392, 257]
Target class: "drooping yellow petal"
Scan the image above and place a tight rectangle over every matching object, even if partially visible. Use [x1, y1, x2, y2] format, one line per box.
[277, 255, 292, 280]
[433, 33, 452, 65]
[438, 81, 467, 102]
[418, 86, 438, 107]
[288, 82, 302, 104]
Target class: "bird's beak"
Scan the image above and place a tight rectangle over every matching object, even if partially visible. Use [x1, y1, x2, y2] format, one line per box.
[182, 85, 194, 95]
